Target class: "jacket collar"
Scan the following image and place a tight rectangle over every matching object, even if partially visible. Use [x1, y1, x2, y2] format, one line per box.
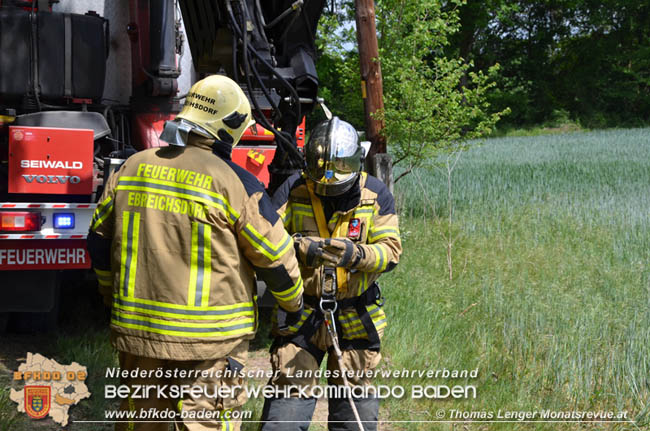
[318, 173, 366, 216]
[187, 135, 233, 160]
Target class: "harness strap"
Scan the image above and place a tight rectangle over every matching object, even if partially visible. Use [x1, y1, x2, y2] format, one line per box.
[352, 299, 380, 351]
[303, 282, 382, 309]
[273, 310, 326, 364]
[285, 283, 383, 357]
[305, 179, 352, 293]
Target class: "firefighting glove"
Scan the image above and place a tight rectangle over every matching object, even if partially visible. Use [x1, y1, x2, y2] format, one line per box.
[320, 238, 364, 268]
[276, 302, 305, 332]
[293, 235, 325, 268]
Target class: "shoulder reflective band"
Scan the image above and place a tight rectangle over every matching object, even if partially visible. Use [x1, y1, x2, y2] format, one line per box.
[306, 180, 352, 293]
[91, 196, 114, 231]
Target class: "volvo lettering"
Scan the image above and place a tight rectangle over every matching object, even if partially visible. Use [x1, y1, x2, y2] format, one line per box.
[22, 175, 82, 185]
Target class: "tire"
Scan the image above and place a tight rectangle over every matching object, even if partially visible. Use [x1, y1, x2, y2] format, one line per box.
[0, 313, 9, 333]
[8, 277, 61, 333]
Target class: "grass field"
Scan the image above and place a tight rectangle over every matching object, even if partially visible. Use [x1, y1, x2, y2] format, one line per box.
[381, 128, 650, 429]
[2, 128, 649, 430]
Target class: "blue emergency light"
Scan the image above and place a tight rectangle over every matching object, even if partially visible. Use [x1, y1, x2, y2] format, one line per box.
[53, 213, 75, 229]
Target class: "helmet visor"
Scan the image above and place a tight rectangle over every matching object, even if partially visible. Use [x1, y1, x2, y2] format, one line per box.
[306, 119, 361, 181]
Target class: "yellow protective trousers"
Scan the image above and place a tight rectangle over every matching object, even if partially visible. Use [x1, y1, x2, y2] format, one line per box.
[115, 341, 248, 431]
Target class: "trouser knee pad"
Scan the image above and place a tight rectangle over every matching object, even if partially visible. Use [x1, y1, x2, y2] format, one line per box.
[260, 397, 317, 431]
[328, 396, 379, 431]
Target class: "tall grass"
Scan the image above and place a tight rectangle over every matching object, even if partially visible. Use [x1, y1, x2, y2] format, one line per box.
[381, 128, 650, 430]
[0, 387, 20, 431]
[54, 329, 119, 430]
[3, 129, 648, 430]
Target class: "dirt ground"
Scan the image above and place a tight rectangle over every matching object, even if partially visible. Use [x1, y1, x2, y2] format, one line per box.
[1, 283, 394, 430]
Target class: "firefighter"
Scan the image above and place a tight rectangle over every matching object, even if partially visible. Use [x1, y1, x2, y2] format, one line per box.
[87, 75, 304, 431]
[260, 117, 402, 431]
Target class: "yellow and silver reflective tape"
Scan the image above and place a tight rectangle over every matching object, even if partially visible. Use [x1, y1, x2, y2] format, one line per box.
[291, 202, 314, 232]
[188, 222, 213, 307]
[112, 295, 254, 321]
[368, 244, 388, 272]
[116, 176, 239, 224]
[286, 308, 312, 333]
[354, 206, 374, 218]
[94, 268, 112, 287]
[119, 211, 140, 298]
[357, 272, 369, 296]
[91, 195, 114, 231]
[221, 410, 231, 431]
[340, 305, 386, 339]
[281, 205, 292, 228]
[368, 226, 400, 242]
[111, 310, 255, 338]
[270, 277, 303, 304]
[339, 304, 384, 331]
[240, 225, 292, 261]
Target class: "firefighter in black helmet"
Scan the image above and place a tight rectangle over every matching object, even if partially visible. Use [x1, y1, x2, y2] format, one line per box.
[261, 117, 402, 431]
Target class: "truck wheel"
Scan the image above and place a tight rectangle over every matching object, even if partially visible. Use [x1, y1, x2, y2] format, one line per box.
[6, 272, 61, 333]
[10, 306, 60, 333]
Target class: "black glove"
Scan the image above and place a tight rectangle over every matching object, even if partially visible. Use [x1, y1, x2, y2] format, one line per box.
[293, 235, 325, 267]
[320, 238, 364, 268]
[276, 299, 304, 331]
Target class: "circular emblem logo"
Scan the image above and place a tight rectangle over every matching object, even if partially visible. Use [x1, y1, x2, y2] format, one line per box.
[13, 130, 24, 141]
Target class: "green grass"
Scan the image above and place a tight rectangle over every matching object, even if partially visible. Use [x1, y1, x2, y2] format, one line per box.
[3, 328, 119, 431]
[53, 330, 120, 430]
[380, 128, 650, 430]
[3, 128, 649, 430]
[0, 387, 20, 431]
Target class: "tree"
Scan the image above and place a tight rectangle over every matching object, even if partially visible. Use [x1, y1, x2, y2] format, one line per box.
[312, 3, 365, 130]
[449, 0, 650, 128]
[315, 0, 507, 180]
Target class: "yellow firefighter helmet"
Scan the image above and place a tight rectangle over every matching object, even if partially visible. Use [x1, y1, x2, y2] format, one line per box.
[161, 75, 255, 147]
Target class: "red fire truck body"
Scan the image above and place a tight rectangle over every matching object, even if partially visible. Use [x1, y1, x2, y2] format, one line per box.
[0, 0, 322, 325]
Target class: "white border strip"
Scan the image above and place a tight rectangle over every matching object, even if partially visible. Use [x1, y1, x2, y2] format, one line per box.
[0, 234, 87, 240]
[0, 203, 97, 209]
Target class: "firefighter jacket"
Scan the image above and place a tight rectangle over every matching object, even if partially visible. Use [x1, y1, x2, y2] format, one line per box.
[87, 136, 303, 360]
[271, 172, 401, 345]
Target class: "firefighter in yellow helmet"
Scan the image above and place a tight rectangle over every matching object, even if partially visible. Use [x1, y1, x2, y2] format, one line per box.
[87, 75, 304, 431]
[261, 117, 402, 431]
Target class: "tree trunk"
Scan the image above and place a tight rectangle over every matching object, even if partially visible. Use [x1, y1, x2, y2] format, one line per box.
[355, 0, 386, 160]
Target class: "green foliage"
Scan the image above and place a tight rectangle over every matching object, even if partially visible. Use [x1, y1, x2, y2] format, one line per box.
[315, 1, 650, 133]
[453, 0, 650, 129]
[312, 6, 365, 130]
[377, 0, 507, 180]
[315, 0, 507, 180]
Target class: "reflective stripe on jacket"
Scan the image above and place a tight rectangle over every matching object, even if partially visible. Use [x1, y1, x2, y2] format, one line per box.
[271, 172, 401, 341]
[89, 137, 303, 360]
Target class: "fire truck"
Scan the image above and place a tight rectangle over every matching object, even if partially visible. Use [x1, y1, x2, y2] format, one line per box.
[0, 0, 331, 330]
